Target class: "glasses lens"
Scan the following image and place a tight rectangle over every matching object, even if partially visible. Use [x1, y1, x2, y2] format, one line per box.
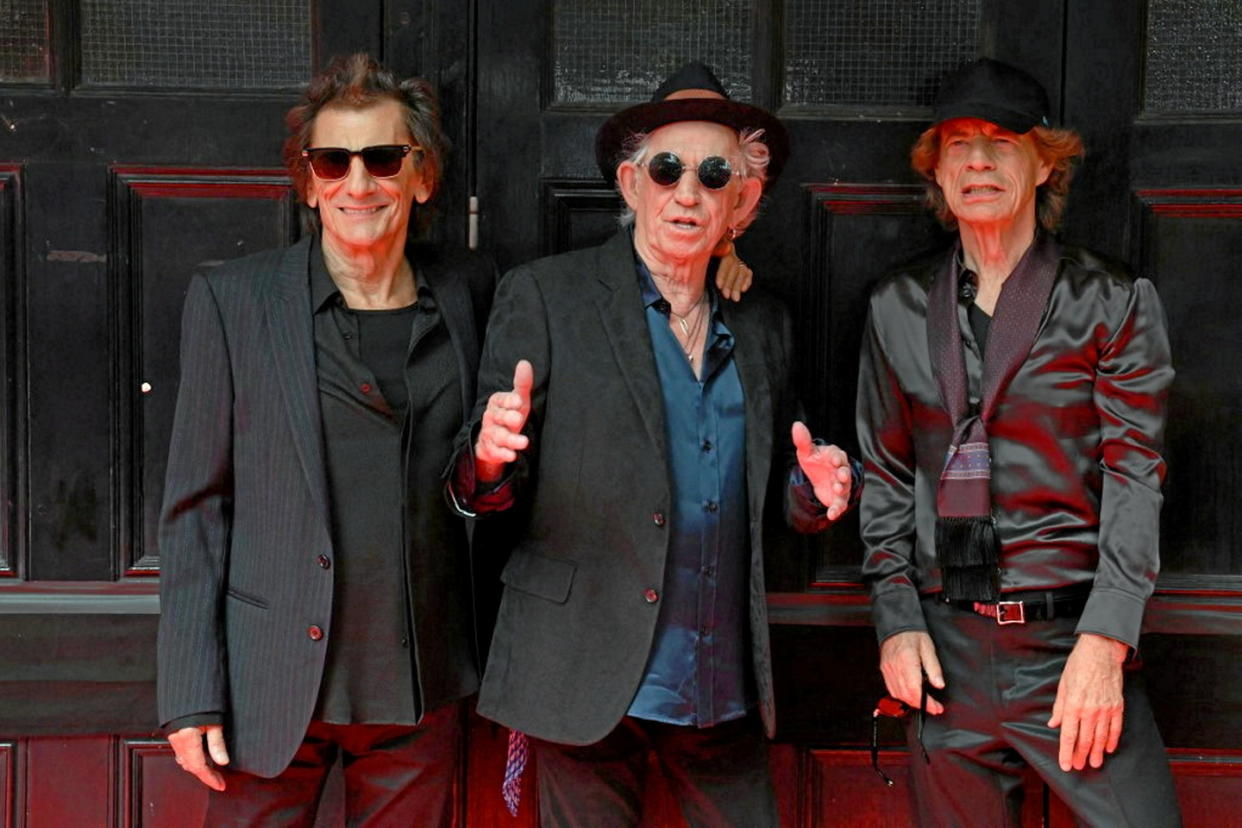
[697, 156, 733, 190]
[308, 149, 351, 180]
[647, 152, 684, 187]
[360, 145, 408, 178]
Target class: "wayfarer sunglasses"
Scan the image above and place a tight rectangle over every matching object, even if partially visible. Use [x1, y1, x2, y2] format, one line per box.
[302, 144, 419, 181]
[642, 151, 740, 190]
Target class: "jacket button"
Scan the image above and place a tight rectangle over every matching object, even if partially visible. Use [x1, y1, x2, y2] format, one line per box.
[644, 588, 659, 604]
[317, 555, 331, 569]
[307, 625, 324, 641]
[652, 512, 666, 527]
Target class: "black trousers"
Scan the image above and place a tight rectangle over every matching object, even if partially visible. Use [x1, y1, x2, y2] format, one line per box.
[204, 701, 461, 828]
[531, 713, 777, 828]
[911, 598, 1181, 827]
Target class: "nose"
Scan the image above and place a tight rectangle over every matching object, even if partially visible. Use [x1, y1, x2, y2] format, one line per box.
[964, 137, 996, 170]
[343, 155, 378, 194]
[672, 166, 701, 205]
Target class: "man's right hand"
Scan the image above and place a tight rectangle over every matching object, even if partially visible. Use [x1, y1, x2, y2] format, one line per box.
[879, 631, 946, 714]
[475, 360, 534, 483]
[168, 724, 230, 791]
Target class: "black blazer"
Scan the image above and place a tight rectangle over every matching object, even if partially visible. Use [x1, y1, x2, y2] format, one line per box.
[460, 230, 825, 745]
[156, 236, 495, 778]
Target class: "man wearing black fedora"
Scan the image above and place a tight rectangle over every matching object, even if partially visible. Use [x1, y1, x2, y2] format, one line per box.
[448, 62, 859, 826]
[857, 58, 1181, 825]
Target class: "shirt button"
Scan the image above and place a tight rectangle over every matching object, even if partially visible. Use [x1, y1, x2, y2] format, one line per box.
[643, 588, 659, 604]
[317, 554, 331, 569]
[307, 625, 324, 641]
[704, 501, 718, 513]
[701, 440, 713, 452]
[400, 637, 409, 648]
[360, 382, 372, 394]
[343, 332, 352, 340]
[652, 512, 666, 527]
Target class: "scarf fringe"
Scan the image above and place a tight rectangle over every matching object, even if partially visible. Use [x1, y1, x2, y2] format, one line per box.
[935, 516, 1000, 601]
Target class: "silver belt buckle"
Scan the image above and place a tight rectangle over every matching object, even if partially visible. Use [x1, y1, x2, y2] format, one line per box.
[996, 600, 1025, 625]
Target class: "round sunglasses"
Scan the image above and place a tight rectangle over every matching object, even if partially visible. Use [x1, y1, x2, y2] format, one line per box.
[642, 151, 740, 190]
[302, 144, 420, 181]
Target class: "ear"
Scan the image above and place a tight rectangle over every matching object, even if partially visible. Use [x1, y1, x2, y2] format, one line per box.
[617, 162, 641, 213]
[411, 168, 434, 205]
[305, 177, 319, 210]
[730, 176, 763, 226]
[1035, 156, 1053, 188]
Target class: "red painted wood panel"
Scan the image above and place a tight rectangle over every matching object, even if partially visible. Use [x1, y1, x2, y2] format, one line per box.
[25, 737, 112, 828]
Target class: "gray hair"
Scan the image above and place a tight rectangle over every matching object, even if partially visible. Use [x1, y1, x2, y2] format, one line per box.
[616, 127, 770, 228]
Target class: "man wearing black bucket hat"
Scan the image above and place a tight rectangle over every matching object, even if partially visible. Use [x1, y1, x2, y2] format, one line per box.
[448, 62, 858, 826]
[857, 58, 1181, 825]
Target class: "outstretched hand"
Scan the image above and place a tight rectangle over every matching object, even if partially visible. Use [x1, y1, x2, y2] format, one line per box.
[791, 421, 852, 520]
[475, 360, 533, 483]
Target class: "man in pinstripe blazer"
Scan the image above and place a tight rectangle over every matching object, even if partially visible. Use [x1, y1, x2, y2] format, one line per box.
[156, 55, 496, 825]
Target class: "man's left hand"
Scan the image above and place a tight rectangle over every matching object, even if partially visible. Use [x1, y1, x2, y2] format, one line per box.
[792, 421, 852, 520]
[1048, 632, 1129, 771]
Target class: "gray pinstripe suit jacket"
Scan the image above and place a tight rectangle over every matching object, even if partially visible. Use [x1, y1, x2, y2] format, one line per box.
[156, 235, 495, 778]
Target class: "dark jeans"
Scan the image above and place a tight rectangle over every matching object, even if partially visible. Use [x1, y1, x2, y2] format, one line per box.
[532, 712, 777, 828]
[205, 701, 461, 828]
[911, 597, 1181, 827]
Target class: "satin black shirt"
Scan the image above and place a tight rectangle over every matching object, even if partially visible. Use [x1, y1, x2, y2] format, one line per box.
[857, 241, 1174, 649]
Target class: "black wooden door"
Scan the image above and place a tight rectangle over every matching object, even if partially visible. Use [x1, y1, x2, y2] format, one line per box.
[474, 1, 1242, 824]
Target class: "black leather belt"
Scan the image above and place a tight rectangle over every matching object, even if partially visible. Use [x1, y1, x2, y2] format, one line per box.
[952, 589, 1090, 625]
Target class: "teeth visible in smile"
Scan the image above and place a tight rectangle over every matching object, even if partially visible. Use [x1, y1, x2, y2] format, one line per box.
[341, 206, 383, 215]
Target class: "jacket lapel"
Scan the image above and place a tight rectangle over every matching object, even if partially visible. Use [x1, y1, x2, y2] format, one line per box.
[593, 230, 668, 460]
[420, 256, 480, 418]
[263, 236, 331, 526]
[720, 299, 775, 522]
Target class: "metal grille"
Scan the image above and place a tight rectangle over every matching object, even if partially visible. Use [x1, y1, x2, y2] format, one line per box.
[80, 0, 310, 89]
[0, 0, 51, 83]
[1145, 0, 1242, 112]
[552, 0, 754, 104]
[784, 0, 981, 106]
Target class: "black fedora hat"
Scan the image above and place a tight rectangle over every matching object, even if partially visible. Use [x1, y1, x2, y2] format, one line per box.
[594, 62, 789, 189]
[932, 58, 1052, 134]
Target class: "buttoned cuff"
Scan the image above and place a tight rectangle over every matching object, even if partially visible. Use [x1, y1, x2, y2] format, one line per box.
[870, 585, 928, 644]
[161, 712, 224, 736]
[1075, 587, 1148, 651]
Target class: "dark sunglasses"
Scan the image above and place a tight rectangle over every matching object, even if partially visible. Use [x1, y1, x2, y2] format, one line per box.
[642, 151, 739, 190]
[302, 144, 419, 181]
[871, 685, 931, 787]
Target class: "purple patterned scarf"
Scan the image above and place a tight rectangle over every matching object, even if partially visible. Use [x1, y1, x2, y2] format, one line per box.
[926, 234, 1059, 601]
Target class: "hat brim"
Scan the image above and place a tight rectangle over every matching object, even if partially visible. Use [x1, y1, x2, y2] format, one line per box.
[932, 102, 1044, 134]
[595, 98, 789, 188]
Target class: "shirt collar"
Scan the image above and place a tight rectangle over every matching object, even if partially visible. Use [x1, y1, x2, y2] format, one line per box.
[632, 245, 720, 317]
[309, 234, 435, 312]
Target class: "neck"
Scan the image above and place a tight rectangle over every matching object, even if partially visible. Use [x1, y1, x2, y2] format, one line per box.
[634, 235, 709, 315]
[322, 233, 416, 309]
[957, 209, 1038, 289]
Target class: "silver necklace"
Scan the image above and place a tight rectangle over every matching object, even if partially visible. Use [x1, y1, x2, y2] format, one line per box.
[669, 293, 708, 364]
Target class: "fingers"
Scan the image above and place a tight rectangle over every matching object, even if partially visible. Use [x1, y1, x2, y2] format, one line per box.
[1088, 711, 1110, 768]
[205, 725, 231, 767]
[512, 359, 533, 408]
[791, 421, 813, 460]
[168, 727, 227, 792]
[1105, 706, 1123, 755]
[879, 632, 944, 714]
[475, 361, 535, 469]
[1057, 708, 1078, 772]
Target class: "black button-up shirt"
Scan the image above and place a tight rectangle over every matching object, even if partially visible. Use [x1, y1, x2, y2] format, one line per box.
[310, 240, 463, 724]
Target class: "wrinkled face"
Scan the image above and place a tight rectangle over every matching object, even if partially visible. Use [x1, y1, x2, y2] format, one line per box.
[617, 120, 761, 266]
[305, 99, 431, 254]
[934, 118, 1051, 231]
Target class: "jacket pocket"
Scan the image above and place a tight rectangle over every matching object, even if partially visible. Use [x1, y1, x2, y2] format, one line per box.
[500, 551, 576, 604]
[226, 585, 269, 609]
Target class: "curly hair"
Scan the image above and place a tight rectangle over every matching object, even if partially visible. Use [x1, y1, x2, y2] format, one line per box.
[282, 53, 450, 232]
[910, 123, 1084, 231]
